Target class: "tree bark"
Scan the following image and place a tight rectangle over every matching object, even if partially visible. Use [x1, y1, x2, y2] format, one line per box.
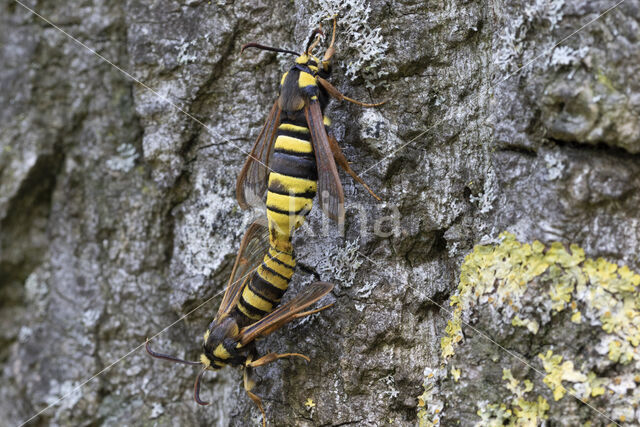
[1, 0, 639, 425]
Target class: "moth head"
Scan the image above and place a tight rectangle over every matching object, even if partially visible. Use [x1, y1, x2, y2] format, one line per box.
[295, 53, 320, 72]
[194, 316, 240, 406]
[202, 317, 238, 356]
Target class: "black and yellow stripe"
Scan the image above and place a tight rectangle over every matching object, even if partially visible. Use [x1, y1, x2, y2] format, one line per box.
[266, 108, 318, 250]
[233, 73, 320, 326]
[201, 325, 244, 368]
[234, 247, 297, 323]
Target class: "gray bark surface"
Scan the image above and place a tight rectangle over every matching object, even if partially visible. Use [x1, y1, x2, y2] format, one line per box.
[1, 0, 639, 426]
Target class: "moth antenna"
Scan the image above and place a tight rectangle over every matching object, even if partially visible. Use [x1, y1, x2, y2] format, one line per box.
[194, 367, 210, 405]
[145, 339, 201, 366]
[241, 43, 299, 57]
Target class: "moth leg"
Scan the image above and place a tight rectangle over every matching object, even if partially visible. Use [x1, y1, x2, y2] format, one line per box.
[292, 302, 335, 319]
[247, 302, 335, 368]
[246, 352, 310, 368]
[307, 24, 323, 54]
[328, 134, 381, 201]
[243, 363, 266, 427]
[323, 16, 337, 61]
[316, 76, 386, 108]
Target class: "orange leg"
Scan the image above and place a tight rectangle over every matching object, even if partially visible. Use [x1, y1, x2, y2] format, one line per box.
[327, 135, 381, 201]
[317, 76, 387, 108]
[293, 302, 336, 319]
[323, 16, 337, 61]
[318, 16, 383, 107]
[243, 365, 267, 427]
[246, 352, 310, 368]
[307, 23, 323, 54]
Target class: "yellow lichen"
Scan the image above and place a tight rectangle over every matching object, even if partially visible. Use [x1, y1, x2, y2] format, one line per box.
[442, 232, 640, 364]
[477, 395, 548, 426]
[421, 232, 640, 424]
[503, 369, 521, 396]
[512, 315, 540, 334]
[476, 403, 512, 426]
[512, 396, 549, 424]
[441, 316, 462, 359]
[475, 369, 550, 425]
[451, 367, 461, 382]
[570, 310, 581, 323]
[418, 367, 445, 427]
[538, 350, 587, 400]
[586, 372, 607, 397]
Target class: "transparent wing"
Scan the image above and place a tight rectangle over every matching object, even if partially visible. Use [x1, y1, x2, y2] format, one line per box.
[238, 282, 334, 346]
[236, 101, 281, 209]
[215, 220, 270, 321]
[304, 101, 344, 223]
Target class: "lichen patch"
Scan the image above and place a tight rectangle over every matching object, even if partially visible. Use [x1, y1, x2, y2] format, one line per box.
[419, 232, 640, 425]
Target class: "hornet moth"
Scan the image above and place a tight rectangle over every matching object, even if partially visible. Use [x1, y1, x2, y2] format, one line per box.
[147, 16, 380, 426]
[147, 221, 334, 426]
[236, 16, 384, 229]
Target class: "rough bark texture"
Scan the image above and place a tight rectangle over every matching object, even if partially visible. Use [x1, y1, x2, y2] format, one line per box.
[1, 0, 639, 426]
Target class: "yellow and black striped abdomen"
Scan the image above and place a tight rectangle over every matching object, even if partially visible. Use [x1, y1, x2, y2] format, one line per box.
[233, 111, 318, 326]
[235, 248, 296, 324]
[265, 111, 318, 253]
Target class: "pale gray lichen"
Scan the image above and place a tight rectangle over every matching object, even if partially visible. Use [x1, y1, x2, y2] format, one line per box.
[524, 0, 565, 28]
[543, 151, 565, 181]
[495, 16, 525, 73]
[316, 239, 363, 288]
[447, 241, 461, 259]
[307, 0, 389, 86]
[149, 402, 164, 419]
[177, 37, 202, 65]
[358, 108, 402, 155]
[171, 166, 241, 278]
[469, 166, 497, 214]
[356, 280, 378, 298]
[549, 45, 589, 68]
[24, 267, 49, 302]
[18, 326, 33, 342]
[81, 309, 101, 329]
[378, 374, 400, 400]
[44, 380, 82, 411]
[494, 0, 566, 73]
[105, 143, 138, 173]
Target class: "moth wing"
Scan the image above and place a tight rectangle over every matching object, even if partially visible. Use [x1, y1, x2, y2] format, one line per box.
[215, 220, 270, 321]
[238, 282, 334, 346]
[304, 101, 345, 223]
[236, 101, 281, 209]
